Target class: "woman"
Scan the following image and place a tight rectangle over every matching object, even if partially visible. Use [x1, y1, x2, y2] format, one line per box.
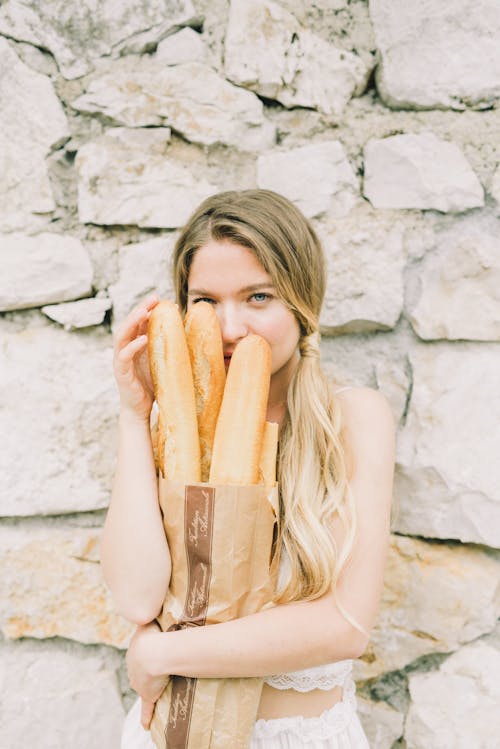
[102, 189, 396, 748]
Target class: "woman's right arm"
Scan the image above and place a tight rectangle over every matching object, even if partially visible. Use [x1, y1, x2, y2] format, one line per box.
[100, 294, 171, 625]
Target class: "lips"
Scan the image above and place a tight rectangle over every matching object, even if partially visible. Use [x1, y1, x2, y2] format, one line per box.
[223, 351, 233, 365]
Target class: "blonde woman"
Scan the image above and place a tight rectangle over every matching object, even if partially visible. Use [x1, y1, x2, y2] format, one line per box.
[103, 189, 396, 748]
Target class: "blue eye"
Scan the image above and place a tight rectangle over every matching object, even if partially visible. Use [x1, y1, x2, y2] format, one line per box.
[252, 293, 270, 302]
[193, 297, 215, 304]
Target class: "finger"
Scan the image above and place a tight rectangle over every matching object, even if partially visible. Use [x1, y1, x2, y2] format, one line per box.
[141, 699, 155, 730]
[114, 335, 148, 374]
[114, 307, 151, 350]
[144, 294, 159, 308]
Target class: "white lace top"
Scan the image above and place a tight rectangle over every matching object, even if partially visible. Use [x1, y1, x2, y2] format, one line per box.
[263, 659, 354, 692]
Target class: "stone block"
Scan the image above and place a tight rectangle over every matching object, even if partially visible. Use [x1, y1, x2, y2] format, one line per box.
[224, 0, 369, 117]
[363, 132, 484, 213]
[394, 345, 500, 547]
[370, 0, 500, 110]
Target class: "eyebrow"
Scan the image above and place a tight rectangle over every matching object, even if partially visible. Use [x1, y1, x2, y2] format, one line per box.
[187, 283, 275, 296]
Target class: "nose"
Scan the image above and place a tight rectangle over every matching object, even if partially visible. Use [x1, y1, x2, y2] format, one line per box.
[218, 304, 248, 346]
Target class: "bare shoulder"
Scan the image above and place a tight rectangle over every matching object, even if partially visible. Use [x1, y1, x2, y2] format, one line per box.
[333, 385, 396, 476]
[334, 384, 395, 423]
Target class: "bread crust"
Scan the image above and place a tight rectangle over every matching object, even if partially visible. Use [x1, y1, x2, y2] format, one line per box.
[184, 302, 226, 482]
[148, 300, 201, 482]
[259, 421, 279, 486]
[209, 335, 271, 484]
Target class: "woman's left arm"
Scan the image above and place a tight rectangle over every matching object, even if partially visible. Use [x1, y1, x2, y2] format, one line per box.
[128, 387, 395, 688]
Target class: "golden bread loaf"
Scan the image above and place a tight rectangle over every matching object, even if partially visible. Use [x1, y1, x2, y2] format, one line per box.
[259, 421, 279, 486]
[148, 300, 201, 482]
[184, 302, 226, 481]
[209, 335, 271, 484]
[150, 415, 160, 472]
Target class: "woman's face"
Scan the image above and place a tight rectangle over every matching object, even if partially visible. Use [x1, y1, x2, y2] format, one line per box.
[186, 240, 301, 378]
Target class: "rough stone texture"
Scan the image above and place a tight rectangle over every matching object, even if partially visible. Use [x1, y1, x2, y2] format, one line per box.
[73, 59, 276, 150]
[394, 345, 500, 547]
[42, 295, 112, 330]
[405, 640, 500, 749]
[11, 38, 59, 77]
[363, 132, 485, 212]
[108, 235, 176, 330]
[76, 127, 218, 228]
[257, 141, 359, 218]
[354, 534, 500, 680]
[370, 0, 500, 111]
[0, 39, 69, 232]
[278, 0, 376, 71]
[224, 0, 369, 117]
[406, 214, 500, 341]
[374, 360, 411, 428]
[0, 523, 134, 647]
[0, 232, 93, 312]
[317, 205, 405, 334]
[0, 0, 198, 79]
[155, 26, 207, 64]
[0, 315, 118, 516]
[0, 638, 125, 749]
[490, 164, 500, 211]
[357, 696, 404, 749]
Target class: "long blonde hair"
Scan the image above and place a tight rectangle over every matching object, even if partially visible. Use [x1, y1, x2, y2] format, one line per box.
[172, 189, 366, 637]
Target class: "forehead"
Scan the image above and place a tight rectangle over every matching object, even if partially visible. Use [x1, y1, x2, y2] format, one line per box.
[188, 240, 272, 288]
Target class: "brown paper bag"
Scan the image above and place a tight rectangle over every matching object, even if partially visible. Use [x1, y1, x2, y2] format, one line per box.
[149, 478, 279, 749]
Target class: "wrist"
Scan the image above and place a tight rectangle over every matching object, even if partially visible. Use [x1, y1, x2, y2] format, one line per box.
[119, 407, 151, 428]
[148, 631, 172, 678]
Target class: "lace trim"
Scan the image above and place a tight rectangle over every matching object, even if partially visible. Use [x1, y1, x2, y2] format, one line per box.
[263, 659, 353, 692]
[253, 678, 357, 740]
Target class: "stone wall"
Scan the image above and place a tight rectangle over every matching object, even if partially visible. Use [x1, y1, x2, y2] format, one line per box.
[1, 1, 499, 747]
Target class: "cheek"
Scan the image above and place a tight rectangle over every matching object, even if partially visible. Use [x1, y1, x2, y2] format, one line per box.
[258, 309, 300, 347]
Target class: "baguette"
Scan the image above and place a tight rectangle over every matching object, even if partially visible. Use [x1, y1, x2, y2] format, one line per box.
[209, 335, 271, 484]
[259, 421, 279, 486]
[148, 300, 201, 482]
[184, 302, 226, 481]
[150, 414, 160, 472]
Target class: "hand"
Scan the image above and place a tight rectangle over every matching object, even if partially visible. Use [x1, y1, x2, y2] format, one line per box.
[113, 294, 159, 421]
[126, 621, 169, 730]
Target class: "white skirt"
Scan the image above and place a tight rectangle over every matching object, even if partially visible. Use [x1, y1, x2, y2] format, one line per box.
[121, 679, 370, 749]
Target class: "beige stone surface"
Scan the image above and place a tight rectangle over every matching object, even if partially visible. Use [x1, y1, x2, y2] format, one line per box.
[76, 127, 219, 228]
[405, 640, 500, 749]
[406, 214, 500, 340]
[363, 132, 484, 212]
[0, 315, 118, 516]
[73, 59, 276, 150]
[374, 361, 411, 427]
[489, 164, 500, 213]
[370, 0, 500, 111]
[224, 0, 369, 117]
[354, 535, 500, 680]
[155, 27, 207, 65]
[0, 0, 198, 79]
[108, 235, 177, 330]
[0, 39, 69, 232]
[0, 232, 93, 312]
[42, 296, 112, 330]
[278, 0, 376, 71]
[394, 345, 500, 547]
[0, 523, 134, 647]
[318, 205, 405, 334]
[257, 141, 359, 218]
[0, 638, 125, 748]
[357, 696, 404, 749]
